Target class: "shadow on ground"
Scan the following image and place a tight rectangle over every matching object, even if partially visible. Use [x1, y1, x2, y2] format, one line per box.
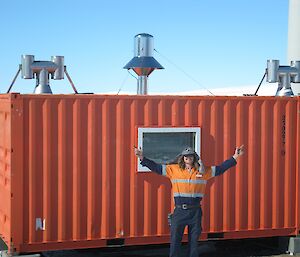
[42, 237, 293, 257]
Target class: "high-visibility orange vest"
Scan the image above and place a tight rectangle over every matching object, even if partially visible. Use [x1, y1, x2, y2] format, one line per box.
[162, 164, 216, 198]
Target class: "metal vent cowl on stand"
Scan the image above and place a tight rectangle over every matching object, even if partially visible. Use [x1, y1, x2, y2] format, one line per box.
[124, 33, 164, 95]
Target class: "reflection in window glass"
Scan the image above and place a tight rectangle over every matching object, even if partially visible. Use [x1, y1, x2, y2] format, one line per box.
[143, 132, 195, 164]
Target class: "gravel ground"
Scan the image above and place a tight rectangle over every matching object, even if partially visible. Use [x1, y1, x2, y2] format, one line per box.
[41, 237, 300, 257]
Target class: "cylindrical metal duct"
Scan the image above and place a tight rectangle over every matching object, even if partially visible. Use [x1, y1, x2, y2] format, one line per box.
[21, 55, 34, 79]
[267, 60, 279, 82]
[34, 69, 52, 94]
[137, 76, 148, 94]
[291, 60, 300, 82]
[135, 34, 152, 94]
[276, 75, 294, 96]
[134, 33, 154, 57]
[51, 56, 64, 80]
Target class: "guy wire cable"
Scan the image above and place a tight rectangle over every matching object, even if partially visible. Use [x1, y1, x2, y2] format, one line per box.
[154, 49, 215, 96]
[117, 70, 137, 95]
[243, 70, 267, 96]
[254, 70, 267, 96]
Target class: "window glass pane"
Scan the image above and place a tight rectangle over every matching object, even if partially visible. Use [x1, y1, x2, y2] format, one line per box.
[143, 132, 195, 164]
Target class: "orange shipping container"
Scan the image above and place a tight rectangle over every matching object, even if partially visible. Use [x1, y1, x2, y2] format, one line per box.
[0, 93, 299, 254]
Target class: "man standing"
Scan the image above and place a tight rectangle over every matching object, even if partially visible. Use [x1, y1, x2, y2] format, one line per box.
[134, 145, 245, 257]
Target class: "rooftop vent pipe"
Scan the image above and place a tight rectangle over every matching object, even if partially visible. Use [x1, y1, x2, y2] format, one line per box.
[266, 59, 300, 96]
[7, 55, 78, 94]
[22, 55, 64, 94]
[123, 33, 164, 95]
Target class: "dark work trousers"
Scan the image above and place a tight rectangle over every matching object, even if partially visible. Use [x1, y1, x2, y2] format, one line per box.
[169, 207, 202, 257]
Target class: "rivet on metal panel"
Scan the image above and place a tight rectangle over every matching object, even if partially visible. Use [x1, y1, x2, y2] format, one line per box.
[14, 108, 23, 117]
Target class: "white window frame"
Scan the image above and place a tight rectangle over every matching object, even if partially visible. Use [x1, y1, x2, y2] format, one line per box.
[137, 127, 201, 172]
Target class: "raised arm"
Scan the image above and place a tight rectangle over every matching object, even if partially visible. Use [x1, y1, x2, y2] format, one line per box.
[134, 147, 163, 175]
[214, 145, 245, 176]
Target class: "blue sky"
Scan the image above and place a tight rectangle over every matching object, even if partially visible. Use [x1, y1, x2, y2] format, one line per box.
[0, 0, 288, 94]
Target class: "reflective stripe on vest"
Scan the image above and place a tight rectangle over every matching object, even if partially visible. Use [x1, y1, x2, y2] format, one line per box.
[173, 192, 205, 198]
[162, 164, 167, 176]
[171, 179, 207, 184]
[166, 164, 214, 198]
[212, 166, 216, 177]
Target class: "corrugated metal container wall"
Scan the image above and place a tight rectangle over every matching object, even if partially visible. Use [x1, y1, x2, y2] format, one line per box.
[0, 95, 12, 250]
[0, 94, 299, 254]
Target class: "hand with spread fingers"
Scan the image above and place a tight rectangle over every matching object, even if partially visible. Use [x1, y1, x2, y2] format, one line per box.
[134, 146, 144, 161]
[233, 145, 245, 160]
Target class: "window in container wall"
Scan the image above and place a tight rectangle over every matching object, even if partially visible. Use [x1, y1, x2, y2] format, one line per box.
[137, 127, 201, 172]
